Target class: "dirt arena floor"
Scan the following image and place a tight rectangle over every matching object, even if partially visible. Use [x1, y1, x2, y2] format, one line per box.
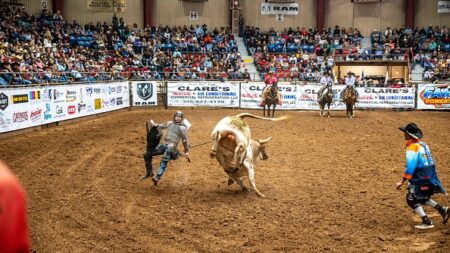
[1, 108, 450, 253]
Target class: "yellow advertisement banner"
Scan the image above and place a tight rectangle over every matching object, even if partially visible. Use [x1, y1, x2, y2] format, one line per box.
[87, 0, 125, 12]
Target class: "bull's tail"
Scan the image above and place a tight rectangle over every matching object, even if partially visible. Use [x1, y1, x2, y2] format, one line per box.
[236, 113, 289, 122]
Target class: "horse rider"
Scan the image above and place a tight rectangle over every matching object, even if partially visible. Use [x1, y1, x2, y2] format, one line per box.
[340, 71, 359, 102]
[317, 71, 334, 102]
[260, 70, 281, 106]
[142, 111, 191, 186]
[395, 123, 449, 229]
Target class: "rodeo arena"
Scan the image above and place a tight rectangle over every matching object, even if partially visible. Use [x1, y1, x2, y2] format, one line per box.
[1, 0, 450, 252]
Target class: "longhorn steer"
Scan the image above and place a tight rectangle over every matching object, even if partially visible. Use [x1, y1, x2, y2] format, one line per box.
[215, 136, 272, 197]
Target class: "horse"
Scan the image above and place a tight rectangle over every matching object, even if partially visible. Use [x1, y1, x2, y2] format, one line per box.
[343, 86, 357, 118]
[262, 83, 280, 118]
[318, 85, 334, 117]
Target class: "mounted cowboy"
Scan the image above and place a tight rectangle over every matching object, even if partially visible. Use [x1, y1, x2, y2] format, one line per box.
[340, 71, 359, 102]
[317, 71, 334, 102]
[260, 70, 281, 107]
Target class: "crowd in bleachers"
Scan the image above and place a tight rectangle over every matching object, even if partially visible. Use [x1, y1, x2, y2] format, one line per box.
[0, 2, 448, 86]
[0, 3, 250, 85]
[245, 24, 450, 83]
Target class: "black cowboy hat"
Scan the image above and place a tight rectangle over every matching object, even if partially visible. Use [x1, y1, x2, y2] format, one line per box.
[399, 123, 423, 139]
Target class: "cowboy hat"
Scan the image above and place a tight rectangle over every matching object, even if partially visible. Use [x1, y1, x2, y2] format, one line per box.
[399, 123, 423, 139]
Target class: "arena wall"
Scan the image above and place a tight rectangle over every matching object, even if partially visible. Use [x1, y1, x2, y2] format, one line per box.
[415, 0, 450, 28]
[19, 0, 450, 33]
[325, 0, 405, 36]
[239, 0, 316, 31]
[22, 0, 53, 15]
[153, 0, 230, 29]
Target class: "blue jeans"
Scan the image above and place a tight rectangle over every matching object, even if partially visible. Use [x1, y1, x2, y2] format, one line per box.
[144, 143, 181, 181]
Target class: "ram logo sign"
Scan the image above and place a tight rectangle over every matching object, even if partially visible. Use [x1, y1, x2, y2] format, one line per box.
[137, 83, 153, 100]
[261, 2, 299, 15]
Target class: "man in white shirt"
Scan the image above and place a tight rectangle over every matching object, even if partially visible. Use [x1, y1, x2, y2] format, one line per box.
[317, 71, 333, 102]
[341, 71, 359, 102]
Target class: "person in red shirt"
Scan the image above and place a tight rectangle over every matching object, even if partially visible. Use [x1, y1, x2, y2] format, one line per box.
[0, 161, 30, 253]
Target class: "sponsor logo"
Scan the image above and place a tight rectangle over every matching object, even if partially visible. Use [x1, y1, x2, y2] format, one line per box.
[54, 105, 66, 118]
[86, 87, 93, 96]
[78, 103, 86, 112]
[66, 90, 77, 101]
[13, 111, 28, 123]
[12, 94, 29, 104]
[0, 93, 8, 110]
[68, 105, 76, 115]
[177, 85, 230, 92]
[0, 111, 11, 128]
[419, 85, 450, 105]
[137, 83, 153, 100]
[43, 89, 65, 102]
[116, 97, 123, 105]
[94, 98, 102, 110]
[29, 90, 41, 100]
[249, 86, 295, 92]
[56, 105, 64, 114]
[363, 88, 410, 94]
[134, 101, 156, 106]
[44, 103, 52, 120]
[30, 109, 42, 122]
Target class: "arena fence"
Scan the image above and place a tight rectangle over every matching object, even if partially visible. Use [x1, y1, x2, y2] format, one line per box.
[0, 81, 448, 134]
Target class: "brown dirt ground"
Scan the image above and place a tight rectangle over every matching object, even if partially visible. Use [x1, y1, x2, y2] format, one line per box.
[1, 108, 450, 253]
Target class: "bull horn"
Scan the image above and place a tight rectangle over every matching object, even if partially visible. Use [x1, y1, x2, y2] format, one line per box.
[258, 137, 272, 144]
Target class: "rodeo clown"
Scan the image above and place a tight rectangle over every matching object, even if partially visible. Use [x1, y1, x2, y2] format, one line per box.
[141, 111, 191, 186]
[395, 123, 450, 229]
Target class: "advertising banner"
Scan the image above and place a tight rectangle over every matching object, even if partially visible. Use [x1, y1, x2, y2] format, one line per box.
[357, 87, 415, 109]
[261, 2, 299, 15]
[167, 82, 239, 107]
[438, 1, 450, 13]
[131, 81, 158, 106]
[417, 83, 450, 110]
[240, 82, 298, 109]
[87, 0, 125, 12]
[0, 82, 129, 133]
[296, 84, 346, 110]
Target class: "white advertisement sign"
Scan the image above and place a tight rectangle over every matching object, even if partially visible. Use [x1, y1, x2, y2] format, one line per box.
[167, 82, 239, 107]
[240, 82, 297, 109]
[296, 85, 346, 110]
[261, 2, 299, 15]
[417, 83, 450, 110]
[0, 82, 129, 133]
[438, 1, 450, 13]
[357, 87, 415, 109]
[131, 81, 158, 106]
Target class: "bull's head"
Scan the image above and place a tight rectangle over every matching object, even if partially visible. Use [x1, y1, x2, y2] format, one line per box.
[256, 137, 272, 160]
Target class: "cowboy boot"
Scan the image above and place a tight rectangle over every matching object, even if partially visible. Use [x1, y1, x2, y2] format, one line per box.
[141, 152, 154, 179]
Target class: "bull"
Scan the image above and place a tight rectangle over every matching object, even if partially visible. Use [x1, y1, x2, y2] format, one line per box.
[215, 136, 272, 197]
[210, 113, 286, 168]
[210, 112, 286, 197]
